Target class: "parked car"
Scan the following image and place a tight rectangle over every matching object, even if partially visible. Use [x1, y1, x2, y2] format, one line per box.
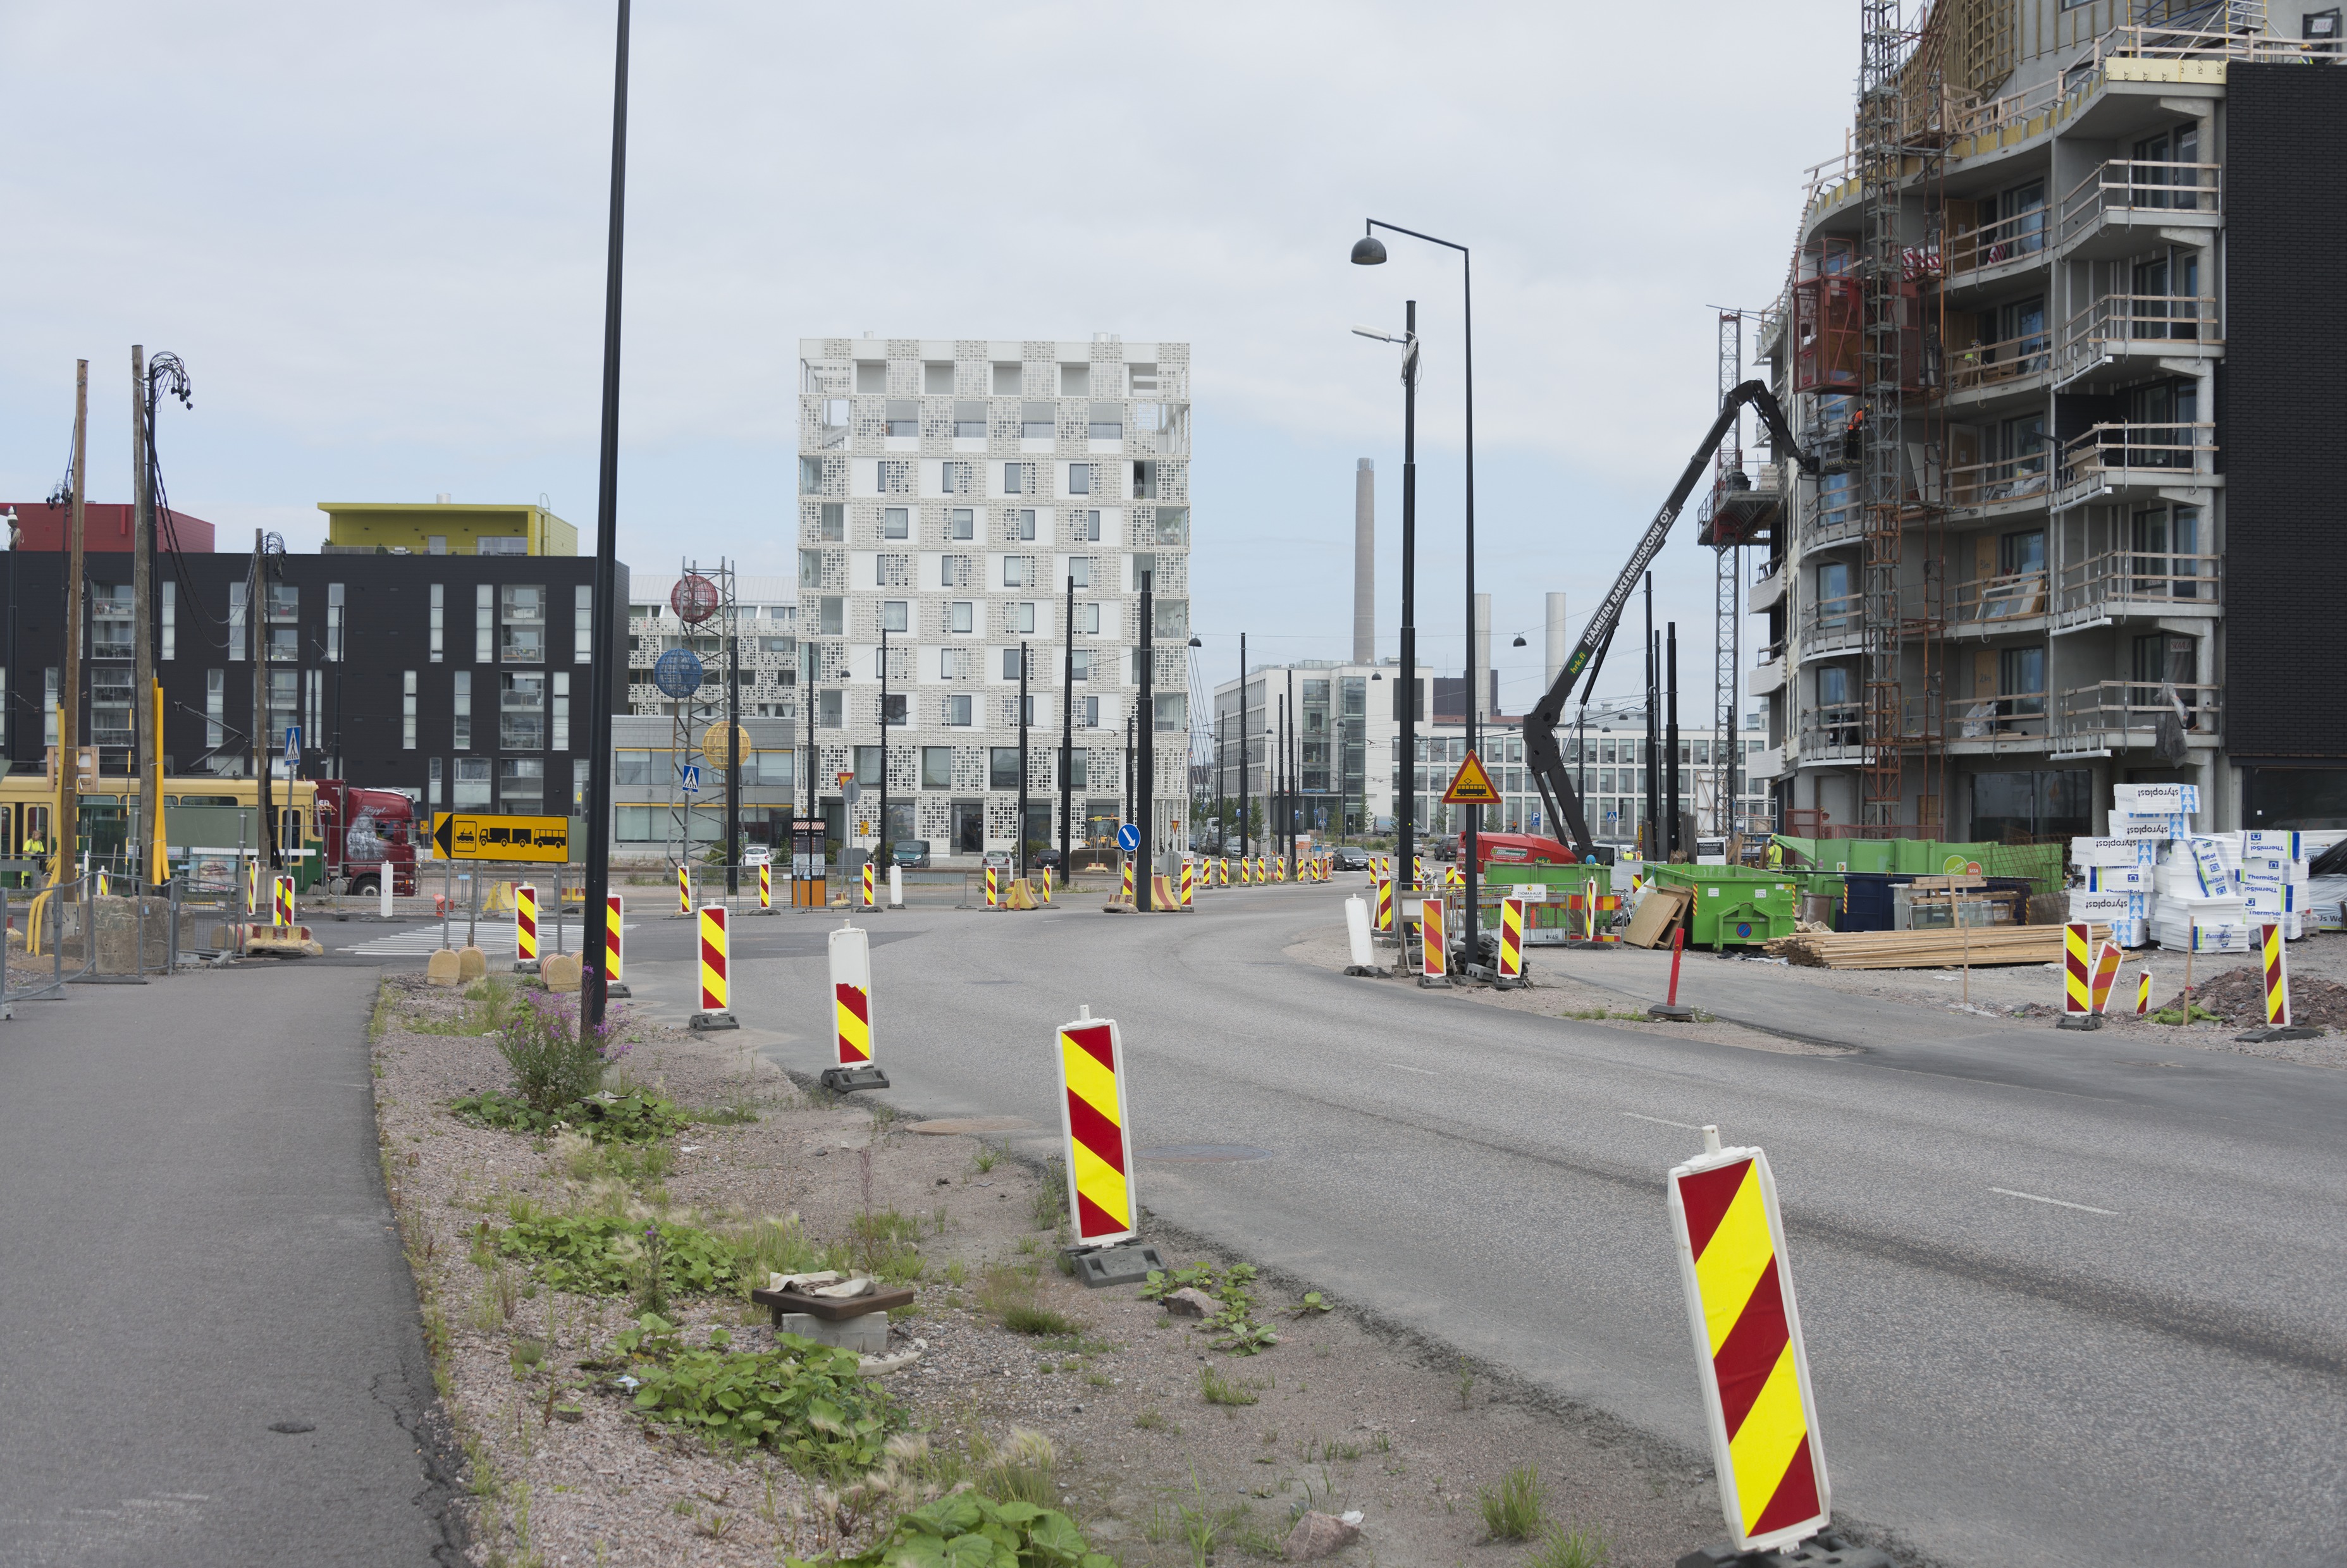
[1427, 835, 1458, 862]
[1032, 846, 1064, 872]
[890, 840, 932, 869]
[1331, 845, 1372, 872]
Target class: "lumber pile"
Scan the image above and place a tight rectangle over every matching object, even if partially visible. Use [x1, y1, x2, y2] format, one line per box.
[1763, 922, 2109, 970]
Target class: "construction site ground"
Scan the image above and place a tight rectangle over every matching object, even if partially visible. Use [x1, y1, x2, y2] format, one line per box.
[1293, 904, 2347, 1073]
[374, 975, 1724, 1568]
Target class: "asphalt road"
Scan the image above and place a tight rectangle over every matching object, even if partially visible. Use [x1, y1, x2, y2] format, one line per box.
[0, 965, 457, 1567]
[578, 881, 2347, 1568]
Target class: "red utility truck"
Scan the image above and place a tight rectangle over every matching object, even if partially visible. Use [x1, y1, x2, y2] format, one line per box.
[313, 780, 420, 897]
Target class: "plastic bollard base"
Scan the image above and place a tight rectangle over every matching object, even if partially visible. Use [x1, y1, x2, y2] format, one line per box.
[1647, 1003, 1697, 1022]
[689, 1010, 741, 1032]
[1068, 1240, 1167, 1289]
[2236, 1024, 2322, 1042]
[1676, 1536, 1894, 1568]
[604, 982, 632, 998]
[512, 959, 541, 975]
[819, 1064, 891, 1094]
[2055, 1013, 2105, 1031]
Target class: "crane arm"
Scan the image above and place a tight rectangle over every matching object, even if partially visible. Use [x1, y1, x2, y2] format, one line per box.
[1524, 379, 1816, 859]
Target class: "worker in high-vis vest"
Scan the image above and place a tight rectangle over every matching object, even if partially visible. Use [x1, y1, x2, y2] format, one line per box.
[20, 832, 44, 887]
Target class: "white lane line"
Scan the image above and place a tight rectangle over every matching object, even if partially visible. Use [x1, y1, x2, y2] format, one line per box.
[1386, 1063, 1439, 1076]
[1620, 1112, 1700, 1130]
[1990, 1187, 2117, 1216]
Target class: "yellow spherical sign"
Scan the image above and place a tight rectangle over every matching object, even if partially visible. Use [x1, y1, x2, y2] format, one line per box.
[701, 722, 751, 771]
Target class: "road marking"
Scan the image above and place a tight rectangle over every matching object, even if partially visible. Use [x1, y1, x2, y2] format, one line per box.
[336, 921, 610, 956]
[1621, 1112, 1700, 1130]
[1386, 1063, 1439, 1076]
[1990, 1186, 2117, 1216]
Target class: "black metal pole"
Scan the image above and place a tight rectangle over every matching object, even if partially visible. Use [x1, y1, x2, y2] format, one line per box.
[1284, 669, 1295, 858]
[1398, 301, 1417, 888]
[877, 624, 889, 888]
[1137, 572, 1153, 911]
[1644, 573, 1658, 864]
[1017, 639, 1029, 883]
[1459, 247, 1479, 948]
[1059, 574, 1073, 881]
[580, 0, 630, 1029]
[1666, 622, 1682, 862]
[1123, 710, 1133, 834]
[1237, 633, 1248, 859]
[725, 568, 740, 895]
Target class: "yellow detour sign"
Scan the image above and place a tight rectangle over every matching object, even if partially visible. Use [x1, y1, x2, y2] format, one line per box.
[433, 812, 572, 863]
[1442, 750, 1501, 805]
[1667, 1137, 1830, 1552]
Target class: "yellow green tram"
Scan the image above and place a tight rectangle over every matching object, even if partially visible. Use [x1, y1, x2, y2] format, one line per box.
[0, 775, 324, 886]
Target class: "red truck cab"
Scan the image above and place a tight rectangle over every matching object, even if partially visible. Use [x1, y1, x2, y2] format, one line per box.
[1474, 830, 1582, 868]
[313, 780, 419, 897]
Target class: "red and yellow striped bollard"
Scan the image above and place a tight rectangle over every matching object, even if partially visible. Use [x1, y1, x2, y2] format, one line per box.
[758, 860, 772, 910]
[1119, 857, 1135, 904]
[677, 862, 691, 916]
[821, 924, 886, 1089]
[273, 874, 295, 928]
[985, 864, 1000, 909]
[2261, 921, 2291, 1027]
[693, 904, 735, 1027]
[1054, 1010, 1138, 1245]
[1666, 1137, 1828, 1552]
[603, 893, 629, 996]
[1418, 893, 1448, 986]
[1179, 859, 1194, 908]
[515, 883, 538, 967]
[1496, 897, 1527, 987]
[861, 861, 876, 909]
[1373, 873, 1392, 932]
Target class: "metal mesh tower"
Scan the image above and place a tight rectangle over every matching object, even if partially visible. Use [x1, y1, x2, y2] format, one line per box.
[1712, 309, 1742, 836]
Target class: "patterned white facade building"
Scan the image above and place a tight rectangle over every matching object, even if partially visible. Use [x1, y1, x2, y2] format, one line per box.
[796, 336, 1192, 862]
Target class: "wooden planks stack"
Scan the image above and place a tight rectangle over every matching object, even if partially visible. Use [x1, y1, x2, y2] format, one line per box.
[1763, 923, 2109, 970]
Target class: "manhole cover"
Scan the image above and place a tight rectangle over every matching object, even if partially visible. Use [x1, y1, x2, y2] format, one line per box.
[908, 1117, 1034, 1136]
[1138, 1144, 1276, 1162]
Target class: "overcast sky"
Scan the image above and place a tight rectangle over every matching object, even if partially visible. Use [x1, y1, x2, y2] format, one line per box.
[1, 1, 1857, 721]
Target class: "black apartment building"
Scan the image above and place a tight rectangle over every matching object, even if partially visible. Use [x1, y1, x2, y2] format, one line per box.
[0, 545, 629, 815]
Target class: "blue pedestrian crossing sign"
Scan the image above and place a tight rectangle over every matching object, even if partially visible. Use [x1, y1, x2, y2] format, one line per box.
[1116, 823, 1140, 853]
[681, 763, 702, 796]
[283, 725, 301, 761]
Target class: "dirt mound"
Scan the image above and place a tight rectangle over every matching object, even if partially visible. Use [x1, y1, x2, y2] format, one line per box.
[2159, 962, 2347, 1028]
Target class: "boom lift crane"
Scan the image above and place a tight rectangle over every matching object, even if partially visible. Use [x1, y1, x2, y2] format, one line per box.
[1525, 380, 1820, 861]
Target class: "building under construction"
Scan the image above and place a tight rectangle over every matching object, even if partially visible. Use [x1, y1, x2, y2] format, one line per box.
[1731, 1, 2347, 841]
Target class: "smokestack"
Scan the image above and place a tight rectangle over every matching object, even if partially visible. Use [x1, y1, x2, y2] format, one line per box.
[1545, 592, 1570, 689]
[1472, 591, 1492, 726]
[1352, 459, 1374, 664]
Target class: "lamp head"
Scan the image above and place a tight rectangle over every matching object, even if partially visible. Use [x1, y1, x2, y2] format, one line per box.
[1512, 635, 1527, 647]
[1350, 235, 1388, 266]
[1188, 635, 1202, 647]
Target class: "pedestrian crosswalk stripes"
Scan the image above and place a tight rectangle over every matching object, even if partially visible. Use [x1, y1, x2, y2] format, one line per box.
[336, 922, 609, 956]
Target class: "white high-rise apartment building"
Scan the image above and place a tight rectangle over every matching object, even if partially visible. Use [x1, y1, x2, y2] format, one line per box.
[796, 336, 1193, 864]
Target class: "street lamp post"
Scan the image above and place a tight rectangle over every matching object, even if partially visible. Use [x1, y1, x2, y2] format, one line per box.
[1350, 307, 1418, 897]
[1355, 219, 1477, 951]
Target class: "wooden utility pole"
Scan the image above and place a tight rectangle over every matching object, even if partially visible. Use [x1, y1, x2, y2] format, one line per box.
[132, 346, 159, 886]
[59, 361, 88, 883]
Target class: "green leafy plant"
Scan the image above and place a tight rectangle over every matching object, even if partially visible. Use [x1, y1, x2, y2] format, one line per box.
[810, 1489, 1112, 1568]
[613, 1314, 897, 1476]
[1290, 1291, 1332, 1316]
[2153, 1002, 2222, 1026]
[493, 1212, 745, 1298]
[1140, 1265, 1214, 1304]
[1479, 1464, 1545, 1542]
[492, 990, 632, 1114]
[451, 1089, 689, 1146]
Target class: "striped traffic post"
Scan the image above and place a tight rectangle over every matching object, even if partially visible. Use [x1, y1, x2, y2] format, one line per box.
[1179, 859, 1194, 908]
[603, 893, 630, 997]
[820, 922, 888, 1091]
[1668, 1129, 1831, 1553]
[1419, 891, 1450, 988]
[985, 864, 1000, 909]
[274, 874, 295, 929]
[1495, 897, 1527, 988]
[1413, 855, 1425, 891]
[1119, 857, 1135, 905]
[247, 859, 259, 917]
[1038, 869, 1052, 905]
[1056, 1007, 1138, 1246]
[2134, 968, 2152, 1016]
[691, 904, 737, 1030]
[2088, 940, 2122, 1014]
[758, 859, 772, 911]
[2059, 921, 2100, 1031]
[1373, 872, 1393, 934]
[861, 861, 876, 909]
[514, 883, 539, 972]
[2258, 922, 2295, 1034]
[677, 863, 691, 916]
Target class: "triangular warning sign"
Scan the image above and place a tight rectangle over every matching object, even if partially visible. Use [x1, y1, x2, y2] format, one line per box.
[1442, 750, 1501, 805]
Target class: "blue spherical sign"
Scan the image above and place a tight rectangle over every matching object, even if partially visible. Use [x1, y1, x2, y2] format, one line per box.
[1117, 823, 1140, 854]
[653, 647, 705, 699]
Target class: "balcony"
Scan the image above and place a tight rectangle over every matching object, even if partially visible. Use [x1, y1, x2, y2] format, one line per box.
[2057, 293, 2219, 387]
[2052, 549, 2221, 630]
[1801, 592, 1865, 656]
[1950, 570, 2048, 632]
[1949, 690, 2047, 747]
[2052, 680, 2221, 757]
[1947, 331, 2052, 403]
[2054, 422, 2216, 506]
[1749, 654, 1785, 697]
[1798, 703, 1865, 763]
[1944, 207, 2050, 290]
[1749, 557, 1787, 615]
[2057, 159, 2220, 259]
[1806, 486, 1866, 549]
[1945, 451, 2050, 515]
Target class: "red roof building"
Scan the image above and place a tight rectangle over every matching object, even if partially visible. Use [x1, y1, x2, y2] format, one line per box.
[3, 502, 216, 553]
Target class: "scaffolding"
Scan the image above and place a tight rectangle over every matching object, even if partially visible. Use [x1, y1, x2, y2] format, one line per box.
[1712, 309, 1742, 838]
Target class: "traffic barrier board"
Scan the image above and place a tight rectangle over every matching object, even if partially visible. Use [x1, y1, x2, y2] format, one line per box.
[515, 883, 538, 964]
[432, 812, 573, 864]
[274, 874, 295, 928]
[985, 864, 1001, 909]
[2062, 922, 2094, 1014]
[758, 861, 772, 910]
[1496, 897, 1527, 984]
[861, 861, 876, 908]
[2134, 967, 2152, 1015]
[1667, 1136, 1830, 1553]
[2263, 922, 2289, 1026]
[1373, 873, 1393, 931]
[693, 904, 736, 1030]
[2089, 940, 2122, 1013]
[1055, 1010, 1138, 1247]
[1419, 893, 1448, 985]
[604, 893, 629, 996]
[677, 864, 692, 916]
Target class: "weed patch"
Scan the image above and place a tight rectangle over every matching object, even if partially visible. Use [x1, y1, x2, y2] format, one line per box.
[488, 1209, 743, 1298]
[610, 1313, 897, 1476]
[1199, 1366, 1259, 1406]
[1529, 1523, 1610, 1568]
[1479, 1464, 1544, 1541]
[976, 1266, 1085, 1337]
[451, 1089, 689, 1145]
[827, 1488, 1111, 1568]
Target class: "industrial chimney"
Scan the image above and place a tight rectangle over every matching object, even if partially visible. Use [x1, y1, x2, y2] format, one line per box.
[1353, 459, 1374, 665]
[1546, 592, 1570, 689]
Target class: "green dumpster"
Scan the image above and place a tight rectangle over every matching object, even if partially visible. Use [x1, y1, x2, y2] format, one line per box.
[1479, 862, 1613, 945]
[1646, 864, 1802, 950]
